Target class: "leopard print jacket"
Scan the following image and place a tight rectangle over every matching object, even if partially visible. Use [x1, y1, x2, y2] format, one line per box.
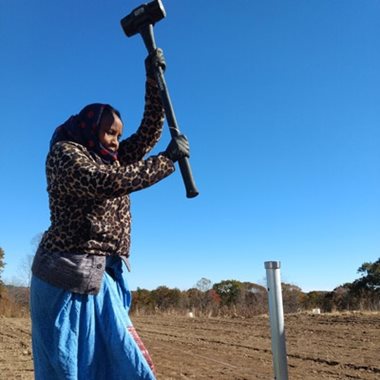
[38, 79, 175, 258]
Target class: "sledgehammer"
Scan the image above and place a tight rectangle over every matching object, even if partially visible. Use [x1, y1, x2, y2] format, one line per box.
[121, 0, 199, 198]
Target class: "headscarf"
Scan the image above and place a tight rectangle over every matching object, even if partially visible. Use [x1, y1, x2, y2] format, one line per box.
[50, 103, 121, 164]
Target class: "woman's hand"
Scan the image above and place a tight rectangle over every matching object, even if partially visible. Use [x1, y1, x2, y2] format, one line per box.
[163, 134, 190, 162]
[145, 48, 166, 78]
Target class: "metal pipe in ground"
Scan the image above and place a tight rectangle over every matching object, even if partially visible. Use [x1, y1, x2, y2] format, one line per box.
[265, 261, 289, 380]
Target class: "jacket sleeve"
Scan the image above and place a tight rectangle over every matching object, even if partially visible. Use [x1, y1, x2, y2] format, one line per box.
[118, 77, 165, 165]
[48, 142, 175, 199]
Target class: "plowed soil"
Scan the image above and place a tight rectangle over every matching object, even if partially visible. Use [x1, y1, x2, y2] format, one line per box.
[0, 312, 379, 379]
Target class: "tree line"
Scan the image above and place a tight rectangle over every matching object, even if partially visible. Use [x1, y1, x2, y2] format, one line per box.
[130, 258, 380, 317]
[0, 246, 379, 317]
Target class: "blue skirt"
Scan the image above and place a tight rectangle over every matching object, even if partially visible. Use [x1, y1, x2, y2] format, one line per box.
[30, 256, 156, 380]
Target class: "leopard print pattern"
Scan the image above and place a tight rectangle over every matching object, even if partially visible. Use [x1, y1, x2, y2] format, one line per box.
[39, 79, 175, 257]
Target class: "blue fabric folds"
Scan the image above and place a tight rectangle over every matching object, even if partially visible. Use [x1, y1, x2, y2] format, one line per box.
[30, 256, 156, 380]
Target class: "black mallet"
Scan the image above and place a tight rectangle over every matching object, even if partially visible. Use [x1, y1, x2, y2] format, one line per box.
[121, 0, 199, 199]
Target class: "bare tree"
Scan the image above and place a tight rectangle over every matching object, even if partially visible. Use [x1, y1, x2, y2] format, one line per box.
[195, 277, 212, 292]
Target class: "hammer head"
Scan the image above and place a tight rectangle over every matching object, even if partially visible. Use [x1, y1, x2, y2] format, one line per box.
[121, 0, 166, 37]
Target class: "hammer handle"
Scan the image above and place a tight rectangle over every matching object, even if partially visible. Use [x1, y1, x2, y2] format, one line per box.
[156, 67, 199, 198]
[140, 25, 199, 198]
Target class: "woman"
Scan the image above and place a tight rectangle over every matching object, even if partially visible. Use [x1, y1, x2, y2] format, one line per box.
[30, 49, 189, 380]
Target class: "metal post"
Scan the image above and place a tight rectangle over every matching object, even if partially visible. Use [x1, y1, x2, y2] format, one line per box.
[265, 261, 289, 380]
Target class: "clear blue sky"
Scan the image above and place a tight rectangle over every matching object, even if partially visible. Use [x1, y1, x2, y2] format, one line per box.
[1, 0, 379, 292]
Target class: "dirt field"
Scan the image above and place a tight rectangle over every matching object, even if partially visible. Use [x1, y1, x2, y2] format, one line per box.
[0, 312, 379, 379]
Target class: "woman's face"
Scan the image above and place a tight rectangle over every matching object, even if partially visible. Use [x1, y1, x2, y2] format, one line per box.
[98, 111, 123, 153]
